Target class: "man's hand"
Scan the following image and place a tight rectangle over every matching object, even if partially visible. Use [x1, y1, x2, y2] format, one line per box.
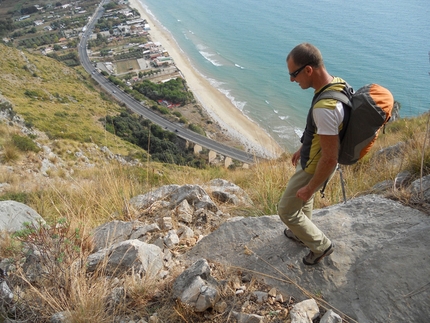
[296, 185, 313, 202]
[291, 147, 302, 167]
[297, 135, 338, 201]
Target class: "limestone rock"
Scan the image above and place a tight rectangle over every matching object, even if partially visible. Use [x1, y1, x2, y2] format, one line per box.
[290, 299, 319, 323]
[87, 239, 163, 278]
[172, 258, 219, 312]
[91, 220, 136, 252]
[203, 178, 253, 206]
[184, 195, 430, 322]
[0, 200, 46, 232]
[232, 311, 265, 323]
[409, 174, 430, 202]
[320, 309, 342, 323]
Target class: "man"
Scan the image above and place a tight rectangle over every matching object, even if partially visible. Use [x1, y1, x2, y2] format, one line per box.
[278, 43, 349, 265]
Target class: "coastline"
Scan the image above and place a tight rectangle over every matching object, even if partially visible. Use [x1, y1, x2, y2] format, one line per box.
[128, 0, 283, 159]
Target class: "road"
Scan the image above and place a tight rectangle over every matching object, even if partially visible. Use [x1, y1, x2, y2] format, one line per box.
[77, 3, 259, 165]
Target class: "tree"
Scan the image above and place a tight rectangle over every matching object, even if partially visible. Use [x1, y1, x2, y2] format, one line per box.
[0, 19, 14, 36]
[21, 6, 38, 15]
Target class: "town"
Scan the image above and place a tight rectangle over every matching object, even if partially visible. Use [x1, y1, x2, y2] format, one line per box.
[2, 0, 180, 85]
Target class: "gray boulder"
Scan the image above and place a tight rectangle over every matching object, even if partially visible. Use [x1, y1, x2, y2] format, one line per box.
[232, 311, 265, 323]
[184, 195, 430, 323]
[130, 184, 218, 212]
[172, 258, 219, 312]
[203, 178, 253, 206]
[0, 200, 46, 232]
[91, 220, 161, 252]
[130, 184, 181, 209]
[409, 174, 430, 203]
[320, 309, 342, 323]
[290, 299, 319, 323]
[91, 220, 136, 252]
[87, 239, 163, 278]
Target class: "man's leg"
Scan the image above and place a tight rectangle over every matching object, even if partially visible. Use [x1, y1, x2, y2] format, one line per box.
[278, 166, 331, 254]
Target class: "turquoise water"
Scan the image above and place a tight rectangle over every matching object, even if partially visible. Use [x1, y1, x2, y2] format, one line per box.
[138, 0, 430, 151]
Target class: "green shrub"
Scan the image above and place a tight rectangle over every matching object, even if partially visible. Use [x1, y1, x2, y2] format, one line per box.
[11, 134, 40, 152]
[0, 192, 30, 204]
[188, 124, 206, 136]
[54, 111, 69, 118]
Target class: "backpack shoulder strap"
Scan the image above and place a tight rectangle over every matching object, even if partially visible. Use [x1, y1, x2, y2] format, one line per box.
[311, 81, 353, 108]
[316, 90, 352, 107]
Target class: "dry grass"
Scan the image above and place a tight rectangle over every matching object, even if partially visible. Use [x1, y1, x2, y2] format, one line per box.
[1, 148, 428, 322]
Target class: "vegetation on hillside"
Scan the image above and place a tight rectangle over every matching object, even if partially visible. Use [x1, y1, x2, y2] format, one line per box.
[134, 78, 194, 106]
[103, 110, 208, 168]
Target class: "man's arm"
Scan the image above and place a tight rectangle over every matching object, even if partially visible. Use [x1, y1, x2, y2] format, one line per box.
[296, 134, 338, 201]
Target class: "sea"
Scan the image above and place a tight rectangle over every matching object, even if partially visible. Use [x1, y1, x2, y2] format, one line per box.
[137, 0, 430, 151]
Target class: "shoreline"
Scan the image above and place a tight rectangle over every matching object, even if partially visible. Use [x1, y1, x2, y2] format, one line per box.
[128, 0, 283, 159]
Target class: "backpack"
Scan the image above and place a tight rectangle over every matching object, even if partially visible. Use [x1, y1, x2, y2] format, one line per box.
[316, 83, 394, 165]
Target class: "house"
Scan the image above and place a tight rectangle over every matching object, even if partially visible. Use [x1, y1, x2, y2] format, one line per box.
[18, 15, 30, 21]
[126, 18, 144, 25]
[41, 47, 54, 55]
[153, 56, 173, 67]
[99, 30, 111, 38]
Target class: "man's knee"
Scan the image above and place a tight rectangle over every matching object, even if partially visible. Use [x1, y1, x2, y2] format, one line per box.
[278, 203, 300, 225]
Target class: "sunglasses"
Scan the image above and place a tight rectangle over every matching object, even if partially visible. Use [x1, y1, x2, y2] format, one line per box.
[289, 63, 311, 78]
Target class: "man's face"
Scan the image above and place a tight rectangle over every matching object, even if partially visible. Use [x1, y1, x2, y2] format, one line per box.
[287, 58, 310, 89]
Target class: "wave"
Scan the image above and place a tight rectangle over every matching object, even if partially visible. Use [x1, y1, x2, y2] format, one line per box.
[235, 63, 244, 69]
[206, 75, 247, 111]
[294, 128, 303, 138]
[199, 51, 222, 66]
[278, 115, 289, 120]
[218, 88, 246, 111]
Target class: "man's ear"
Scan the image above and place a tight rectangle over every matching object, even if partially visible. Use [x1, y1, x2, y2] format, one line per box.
[305, 65, 313, 75]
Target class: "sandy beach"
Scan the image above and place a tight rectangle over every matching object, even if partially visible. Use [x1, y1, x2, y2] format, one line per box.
[128, 0, 283, 159]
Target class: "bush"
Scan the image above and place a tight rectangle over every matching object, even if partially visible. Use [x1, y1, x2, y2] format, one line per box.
[11, 134, 40, 152]
[0, 192, 30, 203]
[188, 124, 205, 136]
[2, 143, 20, 162]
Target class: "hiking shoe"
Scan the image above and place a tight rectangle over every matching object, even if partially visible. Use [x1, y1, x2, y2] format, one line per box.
[303, 244, 334, 266]
[284, 228, 305, 246]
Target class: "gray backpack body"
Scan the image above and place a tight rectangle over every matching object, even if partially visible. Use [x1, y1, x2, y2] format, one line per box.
[315, 83, 394, 165]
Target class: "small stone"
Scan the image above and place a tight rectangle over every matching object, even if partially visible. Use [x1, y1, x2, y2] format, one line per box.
[268, 287, 277, 297]
[214, 301, 228, 313]
[253, 291, 268, 304]
[275, 293, 284, 303]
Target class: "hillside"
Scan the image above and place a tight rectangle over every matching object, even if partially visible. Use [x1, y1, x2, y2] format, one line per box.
[0, 44, 130, 152]
[0, 34, 430, 323]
